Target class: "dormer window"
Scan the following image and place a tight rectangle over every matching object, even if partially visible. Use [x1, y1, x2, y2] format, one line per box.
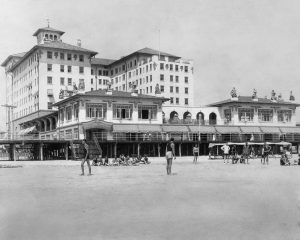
[45, 34, 49, 39]
[54, 35, 57, 40]
[50, 35, 53, 40]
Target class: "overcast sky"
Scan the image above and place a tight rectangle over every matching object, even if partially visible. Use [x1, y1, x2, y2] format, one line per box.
[1, 0, 300, 130]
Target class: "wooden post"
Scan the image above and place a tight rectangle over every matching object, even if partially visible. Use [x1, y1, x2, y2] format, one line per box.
[39, 143, 44, 161]
[114, 143, 117, 158]
[179, 143, 182, 157]
[137, 143, 140, 157]
[65, 143, 69, 160]
[9, 143, 16, 161]
[158, 144, 161, 157]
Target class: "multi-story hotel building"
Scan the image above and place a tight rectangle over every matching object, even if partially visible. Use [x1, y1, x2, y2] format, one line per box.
[1, 26, 194, 135]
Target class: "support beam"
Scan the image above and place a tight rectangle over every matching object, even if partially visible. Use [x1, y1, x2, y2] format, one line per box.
[65, 143, 69, 160]
[114, 143, 117, 158]
[179, 143, 182, 157]
[137, 143, 140, 157]
[158, 144, 161, 157]
[39, 143, 44, 161]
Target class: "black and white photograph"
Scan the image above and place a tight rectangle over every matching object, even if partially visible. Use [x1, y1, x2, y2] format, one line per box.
[1, 0, 300, 239]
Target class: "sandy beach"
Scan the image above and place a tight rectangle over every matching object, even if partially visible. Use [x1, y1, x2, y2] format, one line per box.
[0, 156, 300, 240]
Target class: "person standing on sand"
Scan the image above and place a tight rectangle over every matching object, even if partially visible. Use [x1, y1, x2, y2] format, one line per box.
[81, 139, 91, 176]
[193, 144, 199, 164]
[166, 138, 175, 175]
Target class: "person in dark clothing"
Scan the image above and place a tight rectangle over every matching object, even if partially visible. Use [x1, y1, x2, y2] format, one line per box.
[81, 139, 91, 175]
[165, 138, 175, 175]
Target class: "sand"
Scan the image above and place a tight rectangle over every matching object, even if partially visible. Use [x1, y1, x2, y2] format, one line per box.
[0, 157, 300, 240]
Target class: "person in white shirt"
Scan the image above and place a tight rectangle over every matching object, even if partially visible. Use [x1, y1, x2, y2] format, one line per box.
[221, 143, 230, 164]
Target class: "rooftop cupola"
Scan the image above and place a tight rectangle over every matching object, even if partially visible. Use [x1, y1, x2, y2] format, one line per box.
[33, 22, 65, 45]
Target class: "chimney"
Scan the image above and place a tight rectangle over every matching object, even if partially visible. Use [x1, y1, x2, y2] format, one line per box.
[77, 39, 81, 47]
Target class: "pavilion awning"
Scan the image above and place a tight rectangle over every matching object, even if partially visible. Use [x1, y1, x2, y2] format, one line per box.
[137, 124, 162, 132]
[240, 126, 262, 134]
[19, 126, 37, 135]
[215, 126, 241, 134]
[188, 125, 216, 134]
[161, 125, 189, 133]
[82, 119, 112, 130]
[113, 124, 139, 133]
[279, 127, 300, 134]
[260, 127, 281, 134]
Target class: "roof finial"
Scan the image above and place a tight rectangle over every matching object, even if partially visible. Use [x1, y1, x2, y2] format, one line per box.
[46, 19, 50, 28]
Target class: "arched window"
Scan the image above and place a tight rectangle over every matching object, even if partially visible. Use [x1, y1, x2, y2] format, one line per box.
[45, 34, 49, 39]
[54, 35, 57, 40]
[209, 112, 217, 125]
[169, 111, 179, 123]
[50, 34, 53, 40]
[183, 111, 192, 123]
[196, 112, 205, 124]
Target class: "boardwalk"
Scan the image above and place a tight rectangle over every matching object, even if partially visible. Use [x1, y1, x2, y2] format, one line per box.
[0, 157, 300, 240]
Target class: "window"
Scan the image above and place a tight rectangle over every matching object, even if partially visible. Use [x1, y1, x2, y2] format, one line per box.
[91, 78, 93, 84]
[60, 53, 64, 60]
[146, 76, 148, 83]
[79, 55, 84, 62]
[98, 69, 102, 75]
[91, 88, 94, 91]
[176, 87, 179, 93]
[68, 78, 72, 86]
[68, 66, 72, 73]
[184, 98, 188, 105]
[170, 86, 173, 93]
[99, 79, 102, 85]
[150, 86, 152, 93]
[170, 97, 174, 104]
[66, 106, 72, 121]
[184, 66, 188, 72]
[160, 74, 164, 81]
[170, 64, 173, 71]
[224, 109, 231, 122]
[59, 108, 64, 122]
[258, 109, 273, 122]
[60, 65, 64, 72]
[160, 63, 164, 70]
[47, 76, 52, 85]
[113, 104, 132, 119]
[47, 102, 53, 110]
[47, 51, 52, 59]
[238, 108, 254, 122]
[160, 85, 164, 93]
[47, 64, 52, 71]
[150, 75, 152, 82]
[175, 76, 179, 82]
[185, 88, 188, 94]
[138, 105, 157, 120]
[91, 69, 94, 75]
[277, 110, 292, 122]
[86, 103, 107, 118]
[60, 77, 65, 85]
[170, 75, 173, 82]
[67, 53, 72, 60]
[175, 65, 179, 71]
[185, 77, 188, 83]
[146, 87, 148, 94]
[176, 98, 179, 104]
[79, 67, 84, 74]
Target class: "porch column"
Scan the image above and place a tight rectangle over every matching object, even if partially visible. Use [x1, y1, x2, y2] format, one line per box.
[179, 143, 182, 157]
[47, 117, 53, 131]
[9, 143, 16, 161]
[65, 143, 69, 160]
[39, 142, 44, 161]
[114, 143, 117, 158]
[158, 144, 161, 157]
[137, 143, 140, 157]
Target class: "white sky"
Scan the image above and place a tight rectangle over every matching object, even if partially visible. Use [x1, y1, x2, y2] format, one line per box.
[1, 0, 300, 130]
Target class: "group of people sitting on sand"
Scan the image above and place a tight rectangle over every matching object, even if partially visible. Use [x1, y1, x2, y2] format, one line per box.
[92, 154, 151, 166]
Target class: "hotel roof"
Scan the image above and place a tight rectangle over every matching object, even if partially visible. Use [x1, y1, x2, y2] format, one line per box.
[33, 27, 65, 36]
[109, 47, 180, 66]
[53, 89, 169, 106]
[91, 58, 116, 66]
[207, 96, 300, 107]
[7, 41, 98, 72]
[1, 52, 27, 67]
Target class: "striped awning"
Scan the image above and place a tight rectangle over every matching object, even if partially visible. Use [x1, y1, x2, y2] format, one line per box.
[113, 124, 139, 133]
[215, 126, 241, 134]
[279, 127, 300, 134]
[19, 126, 37, 135]
[83, 119, 112, 130]
[137, 124, 162, 132]
[188, 125, 216, 134]
[161, 125, 189, 132]
[260, 126, 281, 134]
[240, 126, 262, 134]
